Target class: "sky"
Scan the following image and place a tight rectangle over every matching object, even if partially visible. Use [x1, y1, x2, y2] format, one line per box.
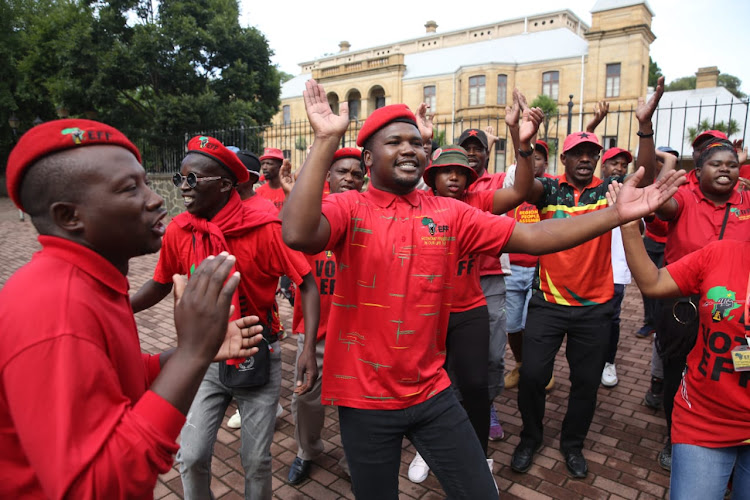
[238, 0, 750, 96]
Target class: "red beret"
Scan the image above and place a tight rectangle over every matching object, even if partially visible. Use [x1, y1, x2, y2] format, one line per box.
[332, 147, 362, 163]
[601, 147, 633, 164]
[186, 136, 249, 184]
[259, 147, 284, 162]
[562, 131, 602, 153]
[6, 119, 141, 210]
[356, 104, 417, 147]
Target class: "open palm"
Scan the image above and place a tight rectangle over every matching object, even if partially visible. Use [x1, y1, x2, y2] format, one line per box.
[614, 166, 685, 222]
[304, 79, 350, 139]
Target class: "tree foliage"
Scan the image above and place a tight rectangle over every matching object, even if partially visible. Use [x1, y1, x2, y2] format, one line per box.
[530, 94, 559, 141]
[648, 57, 663, 88]
[3, 0, 282, 172]
[687, 118, 740, 143]
[664, 73, 746, 99]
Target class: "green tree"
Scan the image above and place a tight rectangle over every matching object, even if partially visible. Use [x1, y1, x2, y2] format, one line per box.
[718, 74, 746, 99]
[648, 57, 663, 88]
[530, 94, 559, 142]
[664, 76, 696, 92]
[687, 118, 740, 143]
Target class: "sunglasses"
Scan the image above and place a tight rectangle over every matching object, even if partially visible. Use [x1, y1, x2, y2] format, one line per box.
[172, 172, 224, 188]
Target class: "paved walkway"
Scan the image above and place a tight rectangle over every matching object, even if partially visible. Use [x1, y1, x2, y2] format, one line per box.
[0, 196, 670, 499]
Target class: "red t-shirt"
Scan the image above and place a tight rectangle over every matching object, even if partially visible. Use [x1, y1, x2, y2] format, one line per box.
[468, 171, 506, 276]
[508, 202, 542, 268]
[645, 217, 668, 244]
[154, 218, 310, 334]
[667, 240, 750, 447]
[664, 180, 750, 265]
[255, 183, 285, 212]
[319, 186, 515, 409]
[292, 251, 336, 341]
[0, 237, 184, 499]
[242, 193, 279, 214]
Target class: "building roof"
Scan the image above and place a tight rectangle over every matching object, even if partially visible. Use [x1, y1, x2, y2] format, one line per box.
[402, 28, 588, 80]
[281, 73, 311, 100]
[591, 0, 654, 16]
[647, 86, 749, 157]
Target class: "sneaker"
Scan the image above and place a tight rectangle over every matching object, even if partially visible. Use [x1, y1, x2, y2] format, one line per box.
[643, 377, 664, 410]
[658, 438, 672, 471]
[505, 365, 521, 389]
[636, 325, 655, 338]
[489, 405, 505, 441]
[227, 409, 241, 429]
[408, 452, 430, 483]
[601, 362, 618, 387]
[486, 458, 498, 493]
[276, 403, 284, 418]
[545, 374, 555, 392]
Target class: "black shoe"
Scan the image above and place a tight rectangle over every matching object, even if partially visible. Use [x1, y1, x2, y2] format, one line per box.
[562, 449, 588, 479]
[511, 441, 541, 473]
[643, 377, 663, 410]
[288, 457, 312, 485]
[658, 439, 672, 471]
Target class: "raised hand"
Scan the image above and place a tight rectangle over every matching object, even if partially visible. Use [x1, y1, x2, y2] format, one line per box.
[612, 166, 685, 223]
[484, 125, 499, 147]
[505, 89, 521, 128]
[733, 139, 748, 164]
[279, 158, 295, 195]
[519, 107, 545, 144]
[303, 79, 350, 139]
[636, 76, 664, 124]
[213, 315, 264, 362]
[416, 102, 435, 143]
[586, 100, 609, 132]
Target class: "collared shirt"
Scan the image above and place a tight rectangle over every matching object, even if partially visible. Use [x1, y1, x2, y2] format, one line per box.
[664, 177, 750, 264]
[0, 236, 183, 499]
[667, 240, 750, 447]
[534, 174, 623, 306]
[255, 183, 285, 212]
[320, 185, 515, 409]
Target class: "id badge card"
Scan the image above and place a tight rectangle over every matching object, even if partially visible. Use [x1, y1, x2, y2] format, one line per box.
[732, 345, 750, 372]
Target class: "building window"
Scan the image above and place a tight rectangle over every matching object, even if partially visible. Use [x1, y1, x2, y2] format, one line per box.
[375, 96, 385, 109]
[347, 90, 361, 121]
[497, 75, 507, 105]
[542, 71, 559, 100]
[494, 138, 507, 172]
[469, 75, 486, 106]
[282, 105, 290, 125]
[606, 63, 621, 98]
[603, 135, 617, 149]
[423, 85, 436, 110]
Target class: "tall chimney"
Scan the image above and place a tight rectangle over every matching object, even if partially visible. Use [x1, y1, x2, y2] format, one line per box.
[696, 66, 720, 89]
[339, 41, 351, 53]
[425, 20, 438, 33]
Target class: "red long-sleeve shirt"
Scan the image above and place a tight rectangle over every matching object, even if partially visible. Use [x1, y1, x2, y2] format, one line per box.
[0, 236, 184, 499]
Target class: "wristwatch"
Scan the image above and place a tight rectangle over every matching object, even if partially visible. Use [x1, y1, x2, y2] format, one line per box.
[517, 147, 534, 158]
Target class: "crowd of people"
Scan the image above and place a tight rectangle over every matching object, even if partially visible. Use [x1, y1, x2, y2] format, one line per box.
[1, 72, 747, 500]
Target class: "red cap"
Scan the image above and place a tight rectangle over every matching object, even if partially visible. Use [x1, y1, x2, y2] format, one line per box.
[601, 147, 633, 164]
[259, 147, 284, 162]
[6, 119, 141, 210]
[332, 147, 362, 163]
[691, 129, 728, 148]
[187, 136, 249, 184]
[534, 140, 549, 157]
[562, 131, 602, 153]
[356, 104, 417, 147]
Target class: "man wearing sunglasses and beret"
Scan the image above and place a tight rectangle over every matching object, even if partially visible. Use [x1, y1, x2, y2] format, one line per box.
[131, 136, 320, 500]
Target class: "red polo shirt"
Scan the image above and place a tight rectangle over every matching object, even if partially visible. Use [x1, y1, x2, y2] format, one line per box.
[645, 217, 668, 244]
[667, 240, 750, 447]
[664, 180, 750, 265]
[0, 237, 184, 499]
[319, 186, 515, 409]
[255, 183, 285, 212]
[154, 216, 310, 334]
[535, 174, 618, 306]
[242, 193, 279, 213]
[468, 171, 507, 277]
[292, 250, 336, 341]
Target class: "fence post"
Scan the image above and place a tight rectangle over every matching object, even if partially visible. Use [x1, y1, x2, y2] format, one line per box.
[567, 95, 574, 135]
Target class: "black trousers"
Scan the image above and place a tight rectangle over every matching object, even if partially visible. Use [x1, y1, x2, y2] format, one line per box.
[518, 294, 612, 452]
[445, 305, 491, 454]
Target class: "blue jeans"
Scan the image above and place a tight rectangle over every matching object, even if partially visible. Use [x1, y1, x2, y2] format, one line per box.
[671, 444, 750, 499]
[338, 388, 497, 500]
[177, 342, 282, 500]
[481, 274, 507, 400]
[505, 264, 535, 333]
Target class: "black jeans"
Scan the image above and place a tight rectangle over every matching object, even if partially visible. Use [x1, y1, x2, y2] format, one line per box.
[445, 305, 491, 454]
[518, 294, 612, 452]
[642, 236, 665, 327]
[606, 284, 626, 364]
[338, 388, 497, 500]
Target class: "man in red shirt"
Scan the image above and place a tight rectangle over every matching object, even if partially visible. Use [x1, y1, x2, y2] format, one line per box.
[281, 79, 684, 499]
[256, 147, 286, 210]
[130, 136, 320, 499]
[0, 120, 262, 499]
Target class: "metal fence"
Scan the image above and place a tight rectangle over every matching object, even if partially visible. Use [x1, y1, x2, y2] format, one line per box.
[137, 97, 750, 175]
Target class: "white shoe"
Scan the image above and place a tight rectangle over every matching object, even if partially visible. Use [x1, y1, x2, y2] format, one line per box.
[227, 409, 241, 429]
[487, 458, 498, 493]
[408, 452, 430, 483]
[276, 403, 284, 418]
[601, 362, 618, 387]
